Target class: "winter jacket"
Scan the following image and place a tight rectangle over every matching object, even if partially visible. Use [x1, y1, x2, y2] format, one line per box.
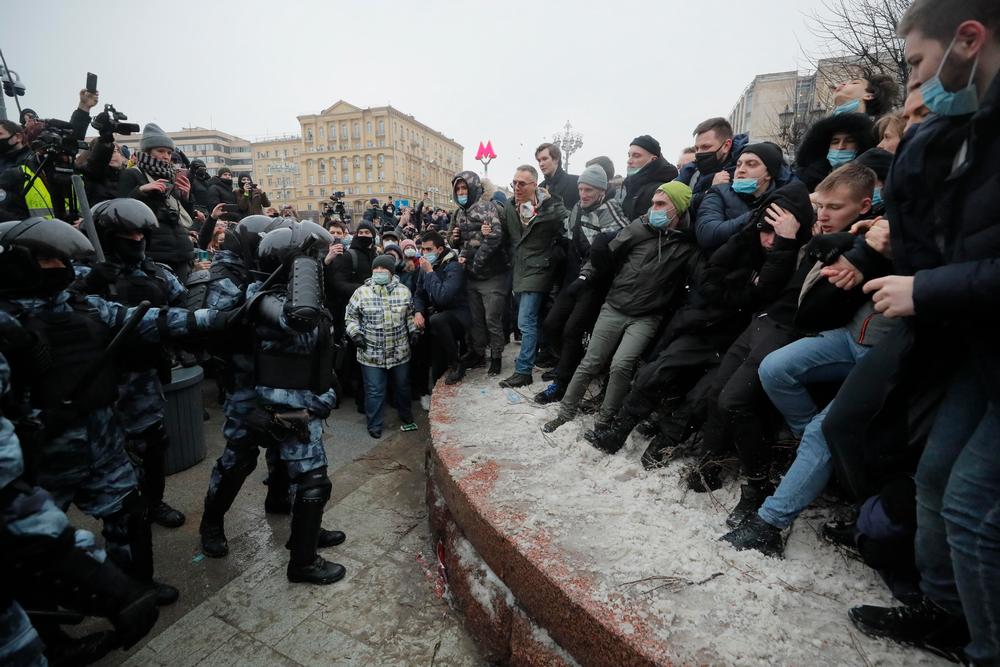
[327, 239, 376, 304]
[413, 249, 469, 316]
[236, 187, 271, 217]
[695, 162, 796, 251]
[344, 275, 417, 369]
[0, 146, 32, 174]
[118, 167, 195, 271]
[615, 158, 679, 221]
[581, 216, 700, 317]
[675, 133, 749, 217]
[565, 198, 629, 283]
[205, 176, 238, 212]
[190, 171, 212, 212]
[502, 189, 569, 293]
[885, 71, 1000, 402]
[794, 113, 876, 192]
[541, 166, 579, 210]
[80, 137, 121, 205]
[448, 193, 508, 280]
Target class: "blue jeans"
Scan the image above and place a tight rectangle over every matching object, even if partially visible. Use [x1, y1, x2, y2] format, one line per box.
[915, 364, 1000, 665]
[757, 329, 869, 528]
[514, 291, 545, 375]
[361, 363, 414, 432]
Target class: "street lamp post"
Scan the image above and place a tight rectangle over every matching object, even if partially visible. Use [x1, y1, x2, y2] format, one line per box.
[551, 121, 583, 173]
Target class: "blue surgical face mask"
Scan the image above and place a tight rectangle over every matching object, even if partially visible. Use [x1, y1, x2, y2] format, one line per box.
[827, 149, 857, 167]
[872, 187, 883, 208]
[456, 194, 469, 206]
[626, 166, 641, 177]
[833, 99, 862, 115]
[647, 209, 669, 229]
[920, 35, 981, 117]
[372, 271, 390, 286]
[423, 252, 438, 264]
[731, 178, 759, 195]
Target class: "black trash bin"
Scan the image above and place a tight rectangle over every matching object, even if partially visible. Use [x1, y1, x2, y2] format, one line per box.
[163, 365, 206, 475]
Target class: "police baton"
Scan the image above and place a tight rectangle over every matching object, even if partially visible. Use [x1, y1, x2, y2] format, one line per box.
[72, 174, 104, 263]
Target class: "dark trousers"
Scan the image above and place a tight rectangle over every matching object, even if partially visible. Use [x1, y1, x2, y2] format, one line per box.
[701, 316, 797, 479]
[543, 286, 606, 386]
[428, 310, 470, 382]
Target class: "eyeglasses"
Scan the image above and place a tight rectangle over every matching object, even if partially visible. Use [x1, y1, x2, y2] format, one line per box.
[511, 180, 534, 189]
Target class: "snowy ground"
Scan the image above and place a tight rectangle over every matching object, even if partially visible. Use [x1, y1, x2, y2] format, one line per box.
[433, 353, 950, 666]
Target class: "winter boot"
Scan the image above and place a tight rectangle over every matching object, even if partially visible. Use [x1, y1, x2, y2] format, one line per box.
[641, 433, 678, 470]
[445, 363, 466, 385]
[533, 382, 565, 405]
[725, 479, 775, 529]
[587, 412, 640, 454]
[822, 519, 860, 553]
[635, 417, 660, 439]
[499, 372, 532, 388]
[533, 350, 559, 369]
[578, 377, 608, 414]
[286, 528, 347, 550]
[286, 471, 345, 585]
[487, 357, 502, 376]
[720, 514, 784, 558]
[686, 457, 730, 492]
[541, 368, 558, 382]
[542, 415, 569, 434]
[849, 598, 969, 662]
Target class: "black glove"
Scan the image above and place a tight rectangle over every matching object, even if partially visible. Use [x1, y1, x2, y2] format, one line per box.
[351, 333, 366, 351]
[408, 330, 421, 348]
[808, 232, 856, 265]
[84, 261, 122, 293]
[563, 277, 587, 298]
[91, 111, 115, 140]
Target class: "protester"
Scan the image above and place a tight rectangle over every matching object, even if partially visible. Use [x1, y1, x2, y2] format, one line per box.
[536, 142, 579, 209]
[676, 146, 697, 170]
[345, 254, 419, 438]
[0, 120, 31, 172]
[874, 111, 906, 153]
[901, 89, 931, 132]
[542, 182, 699, 435]
[448, 171, 508, 377]
[675, 117, 749, 216]
[829, 74, 900, 117]
[235, 173, 270, 216]
[615, 135, 679, 220]
[412, 230, 470, 385]
[793, 112, 876, 192]
[498, 165, 568, 388]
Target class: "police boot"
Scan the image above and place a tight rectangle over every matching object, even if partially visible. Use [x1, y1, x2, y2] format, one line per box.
[139, 423, 186, 528]
[287, 470, 346, 585]
[587, 411, 639, 454]
[103, 492, 178, 606]
[200, 460, 253, 558]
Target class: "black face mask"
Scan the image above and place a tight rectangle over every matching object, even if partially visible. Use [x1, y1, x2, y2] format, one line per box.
[694, 150, 723, 174]
[352, 235, 374, 250]
[38, 266, 74, 297]
[0, 137, 16, 156]
[109, 236, 146, 265]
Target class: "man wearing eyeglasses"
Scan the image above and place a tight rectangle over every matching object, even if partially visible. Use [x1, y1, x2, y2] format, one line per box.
[498, 165, 568, 388]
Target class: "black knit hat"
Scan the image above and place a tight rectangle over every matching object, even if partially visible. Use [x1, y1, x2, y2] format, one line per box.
[630, 135, 662, 158]
[855, 148, 894, 182]
[372, 254, 397, 274]
[356, 221, 377, 236]
[738, 142, 785, 179]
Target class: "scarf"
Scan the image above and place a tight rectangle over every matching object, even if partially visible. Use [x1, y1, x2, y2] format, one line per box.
[135, 151, 176, 180]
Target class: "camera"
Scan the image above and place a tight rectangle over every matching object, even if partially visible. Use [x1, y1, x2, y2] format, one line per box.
[30, 120, 87, 160]
[90, 104, 141, 137]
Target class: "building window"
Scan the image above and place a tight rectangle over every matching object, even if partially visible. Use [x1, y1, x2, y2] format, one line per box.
[365, 155, 373, 167]
[377, 119, 385, 135]
[366, 171, 372, 181]
[377, 154, 385, 164]
[352, 122, 360, 138]
[366, 121, 372, 134]
[318, 161, 325, 171]
[353, 156, 360, 167]
[377, 138, 385, 147]
[320, 188, 326, 196]
[306, 129, 313, 142]
[318, 127, 324, 138]
[355, 170, 362, 181]
[378, 170, 385, 180]
[330, 125, 337, 139]
[308, 188, 314, 196]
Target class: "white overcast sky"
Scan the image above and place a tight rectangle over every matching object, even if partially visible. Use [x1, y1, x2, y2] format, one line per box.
[3, 0, 839, 181]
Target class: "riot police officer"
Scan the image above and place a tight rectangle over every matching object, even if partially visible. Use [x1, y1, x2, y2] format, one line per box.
[198, 221, 346, 585]
[0, 218, 226, 605]
[75, 198, 188, 528]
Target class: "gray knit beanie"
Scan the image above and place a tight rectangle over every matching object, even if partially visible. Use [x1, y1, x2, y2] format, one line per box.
[578, 164, 609, 191]
[139, 123, 175, 152]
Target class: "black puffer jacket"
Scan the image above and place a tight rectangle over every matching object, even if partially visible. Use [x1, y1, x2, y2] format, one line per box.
[541, 166, 579, 210]
[794, 113, 876, 192]
[616, 158, 679, 220]
[118, 167, 194, 272]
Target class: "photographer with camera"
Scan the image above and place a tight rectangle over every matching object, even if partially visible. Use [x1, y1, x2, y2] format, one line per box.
[0, 119, 84, 222]
[236, 173, 270, 216]
[118, 123, 196, 280]
[77, 103, 139, 205]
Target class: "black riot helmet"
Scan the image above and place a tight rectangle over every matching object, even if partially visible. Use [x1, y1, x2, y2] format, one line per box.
[91, 198, 159, 265]
[0, 218, 95, 296]
[256, 221, 333, 273]
[221, 215, 293, 269]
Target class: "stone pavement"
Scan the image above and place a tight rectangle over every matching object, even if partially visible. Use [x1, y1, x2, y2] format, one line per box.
[78, 386, 484, 667]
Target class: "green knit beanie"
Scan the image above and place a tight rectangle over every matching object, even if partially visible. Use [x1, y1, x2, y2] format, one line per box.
[657, 181, 693, 217]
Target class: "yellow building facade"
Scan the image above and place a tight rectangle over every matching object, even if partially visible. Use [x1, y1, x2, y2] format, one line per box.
[251, 100, 463, 221]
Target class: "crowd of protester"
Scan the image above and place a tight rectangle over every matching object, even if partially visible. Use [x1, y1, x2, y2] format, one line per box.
[0, 0, 997, 663]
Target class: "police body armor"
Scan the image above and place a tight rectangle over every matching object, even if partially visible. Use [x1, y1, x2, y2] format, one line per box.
[106, 261, 174, 378]
[253, 256, 333, 394]
[185, 261, 254, 359]
[0, 295, 117, 414]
